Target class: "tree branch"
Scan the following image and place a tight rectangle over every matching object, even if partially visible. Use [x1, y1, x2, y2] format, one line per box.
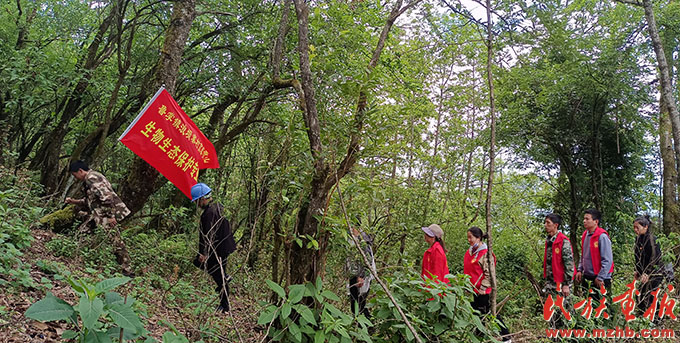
[614, 0, 642, 6]
[334, 0, 419, 184]
[335, 179, 423, 343]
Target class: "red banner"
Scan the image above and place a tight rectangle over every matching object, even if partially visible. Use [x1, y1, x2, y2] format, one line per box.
[119, 87, 219, 199]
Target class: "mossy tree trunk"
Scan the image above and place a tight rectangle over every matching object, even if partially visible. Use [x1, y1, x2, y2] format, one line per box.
[118, 0, 197, 215]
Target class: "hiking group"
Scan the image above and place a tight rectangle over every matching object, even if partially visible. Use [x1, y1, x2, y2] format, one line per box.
[65, 160, 670, 339]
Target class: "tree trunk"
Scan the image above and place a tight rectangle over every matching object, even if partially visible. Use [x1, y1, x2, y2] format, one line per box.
[589, 97, 605, 211]
[29, 1, 119, 194]
[118, 0, 197, 215]
[661, 97, 680, 234]
[641, 0, 680, 179]
[483, 0, 499, 316]
[288, 0, 413, 287]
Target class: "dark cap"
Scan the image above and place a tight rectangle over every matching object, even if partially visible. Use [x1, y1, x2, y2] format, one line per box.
[68, 160, 90, 173]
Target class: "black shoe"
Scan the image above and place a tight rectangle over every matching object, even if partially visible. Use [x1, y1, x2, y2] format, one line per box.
[121, 268, 135, 278]
[216, 305, 229, 313]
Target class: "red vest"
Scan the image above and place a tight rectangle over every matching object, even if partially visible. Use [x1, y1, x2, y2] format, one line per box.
[543, 232, 569, 283]
[580, 227, 614, 275]
[463, 247, 495, 294]
[421, 241, 449, 284]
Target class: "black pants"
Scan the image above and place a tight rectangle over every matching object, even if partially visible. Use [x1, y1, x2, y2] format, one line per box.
[206, 256, 230, 310]
[638, 276, 663, 315]
[580, 275, 611, 302]
[349, 276, 370, 318]
[472, 294, 510, 338]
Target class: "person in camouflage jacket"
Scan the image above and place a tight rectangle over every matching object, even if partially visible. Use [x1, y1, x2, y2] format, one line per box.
[543, 213, 574, 329]
[543, 213, 575, 297]
[66, 160, 132, 275]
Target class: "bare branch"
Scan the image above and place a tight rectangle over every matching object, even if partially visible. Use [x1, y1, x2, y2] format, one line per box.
[613, 0, 642, 6]
[196, 10, 237, 16]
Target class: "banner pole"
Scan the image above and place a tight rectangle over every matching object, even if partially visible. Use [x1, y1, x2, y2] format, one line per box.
[118, 86, 165, 141]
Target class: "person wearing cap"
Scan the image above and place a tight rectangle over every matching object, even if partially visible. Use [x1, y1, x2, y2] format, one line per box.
[191, 183, 236, 312]
[65, 160, 132, 275]
[421, 224, 449, 284]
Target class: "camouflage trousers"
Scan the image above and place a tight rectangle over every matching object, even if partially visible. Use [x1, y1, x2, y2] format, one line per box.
[100, 217, 131, 274]
[545, 290, 572, 329]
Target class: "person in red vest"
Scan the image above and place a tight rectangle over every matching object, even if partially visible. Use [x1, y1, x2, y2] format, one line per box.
[574, 208, 613, 300]
[464, 226, 510, 341]
[421, 224, 449, 284]
[543, 213, 574, 298]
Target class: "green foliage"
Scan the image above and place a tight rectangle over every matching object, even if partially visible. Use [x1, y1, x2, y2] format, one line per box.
[46, 235, 79, 258]
[259, 277, 371, 343]
[25, 276, 189, 342]
[0, 186, 41, 289]
[127, 229, 194, 277]
[370, 272, 498, 343]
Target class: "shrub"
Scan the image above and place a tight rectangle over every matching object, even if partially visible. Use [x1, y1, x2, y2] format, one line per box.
[25, 276, 191, 342]
[370, 272, 498, 343]
[0, 188, 41, 289]
[258, 277, 371, 343]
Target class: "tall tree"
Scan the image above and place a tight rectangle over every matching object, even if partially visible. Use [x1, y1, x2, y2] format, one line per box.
[615, 0, 680, 233]
[483, 0, 500, 316]
[29, 0, 122, 194]
[287, 0, 419, 286]
[118, 0, 197, 214]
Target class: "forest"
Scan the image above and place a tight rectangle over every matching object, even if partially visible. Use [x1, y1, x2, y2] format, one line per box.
[1, 0, 680, 342]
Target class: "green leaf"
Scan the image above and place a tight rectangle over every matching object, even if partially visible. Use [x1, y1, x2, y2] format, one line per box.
[266, 280, 286, 299]
[84, 330, 112, 343]
[404, 327, 414, 341]
[288, 321, 302, 342]
[25, 292, 74, 322]
[321, 290, 341, 302]
[104, 292, 125, 306]
[324, 303, 345, 318]
[357, 314, 372, 328]
[108, 303, 143, 333]
[289, 285, 305, 304]
[335, 326, 350, 339]
[257, 305, 278, 325]
[434, 322, 448, 335]
[296, 305, 316, 325]
[314, 330, 326, 343]
[315, 276, 323, 291]
[62, 330, 78, 339]
[162, 331, 190, 343]
[442, 294, 456, 312]
[281, 303, 291, 320]
[78, 294, 104, 329]
[95, 277, 131, 295]
[305, 282, 317, 299]
[67, 277, 86, 295]
[426, 299, 441, 312]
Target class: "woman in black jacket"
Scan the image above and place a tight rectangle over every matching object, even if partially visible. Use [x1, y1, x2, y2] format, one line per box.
[633, 215, 663, 314]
